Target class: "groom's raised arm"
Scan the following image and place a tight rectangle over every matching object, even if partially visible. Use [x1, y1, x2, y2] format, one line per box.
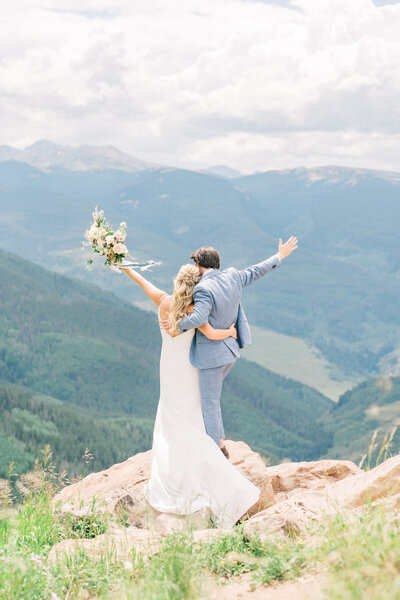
[237, 236, 298, 287]
[179, 288, 213, 332]
[237, 253, 281, 288]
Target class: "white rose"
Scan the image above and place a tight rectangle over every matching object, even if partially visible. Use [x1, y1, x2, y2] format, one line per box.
[98, 228, 107, 237]
[87, 225, 98, 239]
[106, 235, 115, 245]
[113, 243, 127, 255]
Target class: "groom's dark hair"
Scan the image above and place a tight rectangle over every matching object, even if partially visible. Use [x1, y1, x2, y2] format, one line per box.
[190, 246, 220, 269]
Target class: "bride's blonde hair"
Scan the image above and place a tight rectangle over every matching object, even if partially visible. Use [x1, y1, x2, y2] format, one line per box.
[168, 264, 202, 333]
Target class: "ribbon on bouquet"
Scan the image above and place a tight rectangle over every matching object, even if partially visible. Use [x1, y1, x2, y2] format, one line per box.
[110, 259, 162, 273]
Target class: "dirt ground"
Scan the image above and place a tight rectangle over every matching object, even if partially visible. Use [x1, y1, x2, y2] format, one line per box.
[211, 572, 328, 600]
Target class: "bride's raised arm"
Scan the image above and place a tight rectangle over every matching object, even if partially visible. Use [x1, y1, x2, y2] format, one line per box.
[121, 267, 167, 307]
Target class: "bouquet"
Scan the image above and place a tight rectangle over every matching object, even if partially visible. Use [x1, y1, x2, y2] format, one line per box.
[83, 208, 159, 272]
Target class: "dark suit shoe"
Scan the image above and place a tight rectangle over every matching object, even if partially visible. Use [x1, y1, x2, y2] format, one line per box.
[221, 445, 229, 459]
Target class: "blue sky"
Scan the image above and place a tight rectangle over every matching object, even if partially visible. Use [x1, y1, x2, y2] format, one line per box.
[1, 0, 400, 173]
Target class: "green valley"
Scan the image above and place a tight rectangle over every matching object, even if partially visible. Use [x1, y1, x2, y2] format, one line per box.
[242, 325, 358, 401]
[323, 375, 400, 465]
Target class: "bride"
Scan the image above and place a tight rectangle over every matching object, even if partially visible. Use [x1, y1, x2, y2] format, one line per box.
[120, 263, 259, 529]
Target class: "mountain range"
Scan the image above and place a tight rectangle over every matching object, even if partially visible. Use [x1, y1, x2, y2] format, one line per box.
[0, 140, 158, 173]
[0, 141, 399, 396]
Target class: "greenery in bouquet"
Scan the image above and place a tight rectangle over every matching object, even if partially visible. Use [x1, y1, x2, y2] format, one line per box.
[83, 207, 128, 270]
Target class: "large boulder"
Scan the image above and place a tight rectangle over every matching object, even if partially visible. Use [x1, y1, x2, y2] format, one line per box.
[224, 440, 274, 514]
[328, 454, 400, 508]
[243, 489, 334, 539]
[265, 459, 362, 494]
[53, 450, 152, 528]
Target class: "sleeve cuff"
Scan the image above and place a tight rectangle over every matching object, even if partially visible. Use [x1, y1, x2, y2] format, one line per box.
[272, 253, 281, 268]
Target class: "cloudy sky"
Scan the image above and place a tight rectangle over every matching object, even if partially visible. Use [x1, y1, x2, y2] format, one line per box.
[1, 0, 400, 173]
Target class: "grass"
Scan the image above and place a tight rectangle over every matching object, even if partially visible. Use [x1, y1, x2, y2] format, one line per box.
[325, 509, 400, 600]
[1, 446, 400, 599]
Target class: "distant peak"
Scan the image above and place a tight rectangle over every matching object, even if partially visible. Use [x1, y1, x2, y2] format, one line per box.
[28, 139, 62, 149]
[3, 140, 160, 173]
[205, 165, 243, 179]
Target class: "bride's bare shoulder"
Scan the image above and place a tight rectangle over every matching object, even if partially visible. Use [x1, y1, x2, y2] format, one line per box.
[159, 294, 172, 317]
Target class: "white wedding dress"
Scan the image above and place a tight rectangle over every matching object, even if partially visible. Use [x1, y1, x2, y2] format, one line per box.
[144, 316, 260, 529]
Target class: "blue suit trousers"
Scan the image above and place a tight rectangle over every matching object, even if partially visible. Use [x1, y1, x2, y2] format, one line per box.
[199, 359, 236, 445]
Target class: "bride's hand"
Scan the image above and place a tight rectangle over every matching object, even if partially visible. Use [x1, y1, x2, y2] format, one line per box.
[228, 323, 237, 339]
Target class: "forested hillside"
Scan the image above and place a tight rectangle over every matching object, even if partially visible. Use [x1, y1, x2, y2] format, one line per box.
[0, 380, 153, 478]
[0, 246, 161, 416]
[0, 248, 333, 470]
[323, 376, 400, 464]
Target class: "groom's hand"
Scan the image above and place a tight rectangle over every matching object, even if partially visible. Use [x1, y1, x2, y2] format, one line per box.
[278, 236, 298, 260]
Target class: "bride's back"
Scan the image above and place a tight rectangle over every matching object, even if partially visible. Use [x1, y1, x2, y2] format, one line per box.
[158, 298, 198, 403]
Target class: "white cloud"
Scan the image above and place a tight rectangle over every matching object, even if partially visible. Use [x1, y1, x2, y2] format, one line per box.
[1, 0, 400, 172]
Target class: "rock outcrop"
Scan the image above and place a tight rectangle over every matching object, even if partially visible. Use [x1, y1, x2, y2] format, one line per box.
[243, 455, 400, 540]
[328, 454, 400, 508]
[54, 449, 152, 528]
[50, 441, 400, 562]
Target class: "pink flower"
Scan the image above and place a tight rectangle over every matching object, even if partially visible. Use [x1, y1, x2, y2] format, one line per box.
[113, 243, 127, 255]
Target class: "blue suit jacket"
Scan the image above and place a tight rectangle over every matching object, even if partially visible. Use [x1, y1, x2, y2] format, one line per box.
[179, 253, 281, 369]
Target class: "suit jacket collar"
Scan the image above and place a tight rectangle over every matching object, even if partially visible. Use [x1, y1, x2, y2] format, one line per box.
[200, 269, 219, 281]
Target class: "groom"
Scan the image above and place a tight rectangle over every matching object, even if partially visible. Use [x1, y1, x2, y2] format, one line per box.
[168, 237, 298, 457]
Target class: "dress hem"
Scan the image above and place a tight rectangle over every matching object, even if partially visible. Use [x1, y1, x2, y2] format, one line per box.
[145, 487, 260, 530]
